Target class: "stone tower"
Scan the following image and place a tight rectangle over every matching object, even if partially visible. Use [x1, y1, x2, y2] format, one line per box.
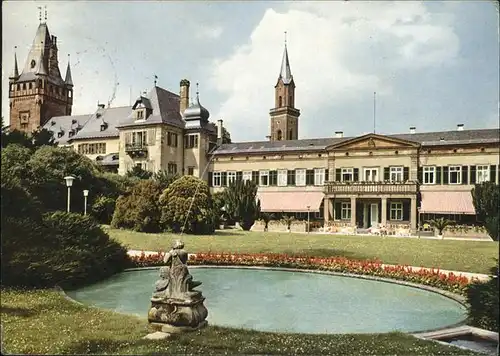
[8, 19, 73, 134]
[269, 40, 300, 141]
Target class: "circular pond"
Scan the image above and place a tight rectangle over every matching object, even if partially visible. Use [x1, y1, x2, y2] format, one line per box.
[66, 267, 467, 334]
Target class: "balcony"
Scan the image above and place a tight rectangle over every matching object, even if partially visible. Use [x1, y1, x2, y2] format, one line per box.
[325, 180, 418, 195]
[125, 143, 148, 158]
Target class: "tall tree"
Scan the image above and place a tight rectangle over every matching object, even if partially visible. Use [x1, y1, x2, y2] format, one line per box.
[224, 179, 261, 231]
[471, 182, 499, 241]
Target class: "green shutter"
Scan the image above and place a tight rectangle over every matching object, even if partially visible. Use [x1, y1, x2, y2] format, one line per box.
[462, 166, 468, 185]
[335, 169, 341, 181]
[417, 167, 423, 183]
[436, 166, 442, 184]
[443, 166, 449, 184]
[270, 171, 277, 186]
[325, 169, 329, 182]
[384, 167, 390, 181]
[490, 165, 497, 183]
[236, 171, 243, 181]
[306, 170, 314, 185]
[470, 166, 476, 184]
[334, 202, 341, 220]
[403, 200, 410, 221]
[353, 168, 359, 181]
[208, 172, 213, 187]
[403, 167, 409, 181]
[221, 172, 227, 186]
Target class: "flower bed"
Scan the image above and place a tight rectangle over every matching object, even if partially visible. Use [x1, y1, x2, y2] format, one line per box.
[130, 251, 475, 296]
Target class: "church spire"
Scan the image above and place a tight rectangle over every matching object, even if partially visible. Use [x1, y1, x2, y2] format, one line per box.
[278, 32, 293, 85]
[11, 47, 19, 78]
[65, 54, 73, 86]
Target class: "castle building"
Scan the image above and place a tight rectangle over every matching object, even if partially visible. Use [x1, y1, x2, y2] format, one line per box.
[12, 19, 500, 235]
[8, 20, 73, 134]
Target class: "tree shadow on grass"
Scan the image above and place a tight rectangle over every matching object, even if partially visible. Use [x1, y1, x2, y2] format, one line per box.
[0, 306, 38, 318]
[212, 230, 245, 237]
[61, 338, 149, 354]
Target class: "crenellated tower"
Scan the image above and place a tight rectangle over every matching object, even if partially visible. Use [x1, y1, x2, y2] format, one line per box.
[8, 13, 73, 134]
[269, 35, 300, 141]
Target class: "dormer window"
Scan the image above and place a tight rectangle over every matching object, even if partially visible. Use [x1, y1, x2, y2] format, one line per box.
[100, 122, 108, 131]
[137, 110, 144, 120]
[68, 129, 75, 138]
[57, 130, 64, 138]
[72, 119, 77, 125]
[51, 121, 56, 126]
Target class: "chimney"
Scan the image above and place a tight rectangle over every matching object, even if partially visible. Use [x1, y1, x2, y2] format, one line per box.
[457, 124, 464, 131]
[180, 79, 190, 115]
[217, 119, 223, 146]
[97, 103, 105, 109]
[335, 131, 344, 138]
[409, 126, 416, 134]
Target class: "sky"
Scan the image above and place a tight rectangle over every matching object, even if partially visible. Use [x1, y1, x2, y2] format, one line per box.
[2, 1, 499, 142]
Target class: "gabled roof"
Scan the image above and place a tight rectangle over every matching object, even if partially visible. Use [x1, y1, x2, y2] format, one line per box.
[117, 86, 184, 129]
[69, 106, 132, 140]
[213, 128, 500, 155]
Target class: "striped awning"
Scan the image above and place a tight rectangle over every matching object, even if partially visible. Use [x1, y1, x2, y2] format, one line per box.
[257, 191, 324, 212]
[420, 191, 475, 214]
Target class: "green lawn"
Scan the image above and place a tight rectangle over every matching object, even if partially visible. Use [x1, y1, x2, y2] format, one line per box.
[106, 227, 499, 274]
[0, 288, 480, 355]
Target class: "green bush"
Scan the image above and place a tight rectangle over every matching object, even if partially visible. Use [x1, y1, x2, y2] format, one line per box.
[125, 165, 153, 180]
[224, 179, 261, 231]
[91, 195, 116, 224]
[153, 170, 180, 190]
[159, 175, 216, 234]
[111, 180, 162, 232]
[466, 260, 499, 332]
[472, 182, 499, 241]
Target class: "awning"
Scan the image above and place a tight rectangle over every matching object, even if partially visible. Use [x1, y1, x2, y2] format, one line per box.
[420, 191, 475, 215]
[256, 191, 324, 212]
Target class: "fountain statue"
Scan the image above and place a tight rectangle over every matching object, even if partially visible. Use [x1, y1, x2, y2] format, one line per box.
[147, 240, 208, 333]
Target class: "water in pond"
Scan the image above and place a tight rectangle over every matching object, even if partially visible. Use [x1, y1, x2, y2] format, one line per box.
[66, 267, 467, 334]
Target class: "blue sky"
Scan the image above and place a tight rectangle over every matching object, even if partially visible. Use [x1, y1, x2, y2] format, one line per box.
[2, 1, 498, 141]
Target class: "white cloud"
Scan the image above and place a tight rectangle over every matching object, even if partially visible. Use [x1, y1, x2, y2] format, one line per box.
[209, 2, 460, 141]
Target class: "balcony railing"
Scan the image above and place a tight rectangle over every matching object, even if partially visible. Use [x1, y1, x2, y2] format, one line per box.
[325, 180, 418, 195]
[125, 143, 148, 158]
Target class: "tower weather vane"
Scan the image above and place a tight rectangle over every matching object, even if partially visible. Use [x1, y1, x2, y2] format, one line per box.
[44, 6, 47, 22]
[38, 6, 42, 23]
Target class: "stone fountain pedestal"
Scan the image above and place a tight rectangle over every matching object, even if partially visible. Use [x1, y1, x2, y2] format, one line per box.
[148, 297, 208, 333]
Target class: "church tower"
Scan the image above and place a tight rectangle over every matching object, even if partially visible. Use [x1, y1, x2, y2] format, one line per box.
[269, 37, 300, 141]
[8, 12, 73, 134]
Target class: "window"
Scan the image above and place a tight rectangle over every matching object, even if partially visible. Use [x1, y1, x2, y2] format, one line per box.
[476, 165, 490, 183]
[167, 162, 177, 175]
[449, 166, 462, 184]
[259, 170, 269, 186]
[390, 166, 403, 182]
[287, 170, 296, 185]
[277, 130, 282, 140]
[243, 171, 252, 182]
[227, 171, 237, 184]
[341, 202, 351, 220]
[341, 168, 353, 182]
[78, 143, 106, 155]
[288, 129, 293, 140]
[126, 131, 147, 147]
[364, 168, 378, 182]
[279, 96, 282, 107]
[167, 132, 178, 147]
[29, 82, 33, 90]
[295, 169, 306, 186]
[188, 167, 195, 175]
[212, 172, 221, 187]
[184, 134, 198, 149]
[390, 202, 403, 221]
[306, 170, 315, 185]
[314, 168, 325, 186]
[277, 169, 287, 186]
[137, 110, 144, 120]
[269, 170, 278, 186]
[423, 166, 436, 184]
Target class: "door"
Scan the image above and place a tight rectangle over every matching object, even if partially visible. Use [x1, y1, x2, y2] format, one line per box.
[364, 168, 378, 182]
[370, 203, 379, 228]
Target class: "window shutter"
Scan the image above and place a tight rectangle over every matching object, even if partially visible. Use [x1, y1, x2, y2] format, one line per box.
[403, 167, 409, 181]
[325, 169, 329, 182]
[125, 132, 131, 144]
[443, 166, 449, 184]
[462, 166, 468, 185]
[470, 166, 476, 184]
[490, 165, 497, 183]
[236, 171, 243, 181]
[403, 200, 410, 221]
[335, 169, 341, 181]
[353, 168, 359, 181]
[384, 167, 390, 181]
[417, 167, 423, 183]
[334, 202, 341, 220]
[436, 166, 442, 184]
[306, 170, 314, 185]
[208, 172, 213, 187]
[221, 172, 227, 187]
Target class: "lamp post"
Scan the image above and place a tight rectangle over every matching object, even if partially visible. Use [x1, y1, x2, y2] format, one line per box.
[307, 205, 311, 233]
[417, 207, 421, 239]
[83, 190, 89, 216]
[64, 176, 75, 212]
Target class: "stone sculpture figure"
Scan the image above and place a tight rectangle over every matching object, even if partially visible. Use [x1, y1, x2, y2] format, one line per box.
[148, 240, 208, 333]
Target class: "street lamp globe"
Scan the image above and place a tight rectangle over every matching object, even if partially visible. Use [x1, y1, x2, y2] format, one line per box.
[83, 189, 89, 197]
[64, 175, 75, 187]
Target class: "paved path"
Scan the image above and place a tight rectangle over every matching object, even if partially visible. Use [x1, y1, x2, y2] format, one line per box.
[127, 249, 491, 281]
